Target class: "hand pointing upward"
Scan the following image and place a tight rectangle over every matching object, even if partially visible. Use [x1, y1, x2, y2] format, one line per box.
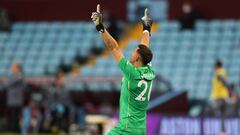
[91, 4, 102, 25]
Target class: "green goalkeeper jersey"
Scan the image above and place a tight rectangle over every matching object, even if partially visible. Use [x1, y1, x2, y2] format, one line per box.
[117, 57, 155, 130]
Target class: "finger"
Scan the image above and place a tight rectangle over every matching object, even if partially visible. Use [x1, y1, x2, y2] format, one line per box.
[91, 15, 96, 20]
[91, 13, 95, 19]
[144, 8, 149, 17]
[97, 4, 100, 13]
[92, 12, 96, 16]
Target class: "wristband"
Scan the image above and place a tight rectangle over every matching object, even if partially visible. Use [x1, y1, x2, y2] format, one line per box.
[143, 30, 150, 33]
[143, 25, 151, 33]
[96, 23, 105, 33]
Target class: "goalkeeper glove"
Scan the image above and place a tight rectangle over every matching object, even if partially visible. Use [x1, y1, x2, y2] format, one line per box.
[141, 8, 152, 33]
[91, 4, 105, 33]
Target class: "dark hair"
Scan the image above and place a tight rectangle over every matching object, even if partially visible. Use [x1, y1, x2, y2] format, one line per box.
[215, 60, 222, 68]
[137, 44, 153, 66]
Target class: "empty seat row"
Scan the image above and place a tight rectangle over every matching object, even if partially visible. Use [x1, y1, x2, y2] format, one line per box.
[0, 21, 101, 76]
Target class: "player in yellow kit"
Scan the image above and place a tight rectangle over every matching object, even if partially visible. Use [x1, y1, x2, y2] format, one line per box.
[91, 4, 155, 135]
[211, 60, 229, 117]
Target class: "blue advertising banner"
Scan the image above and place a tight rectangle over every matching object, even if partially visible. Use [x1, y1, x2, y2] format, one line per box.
[159, 117, 201, 135]
[156, 116, 240, 135]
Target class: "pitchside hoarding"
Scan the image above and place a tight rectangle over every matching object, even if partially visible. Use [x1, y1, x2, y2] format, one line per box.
[147, 114, 240, 135]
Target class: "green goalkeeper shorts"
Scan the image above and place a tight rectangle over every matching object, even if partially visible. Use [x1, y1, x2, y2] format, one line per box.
[106, 124, 146, 135]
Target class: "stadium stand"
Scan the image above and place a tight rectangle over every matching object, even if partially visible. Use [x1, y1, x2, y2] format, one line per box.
[0, 22, 102, 76]
[80, 20, 240, 99]
[0, 20, 239, 100]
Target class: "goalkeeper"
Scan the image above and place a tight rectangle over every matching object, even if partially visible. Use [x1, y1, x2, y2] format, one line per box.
[91, 4, 155, 135]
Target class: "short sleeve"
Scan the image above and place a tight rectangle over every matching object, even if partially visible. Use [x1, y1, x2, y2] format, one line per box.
[118, 58, 136, 79]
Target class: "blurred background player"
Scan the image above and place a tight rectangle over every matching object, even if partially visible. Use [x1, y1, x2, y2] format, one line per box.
[0, 63, 26, 132]
[91, 4, 154, 135]
[42, 70, 71, 134]
[211, 60, 229, 117]
[178, 1, 202, 30]
[0, 8, 11, 31]
[210, 60, 229, 135]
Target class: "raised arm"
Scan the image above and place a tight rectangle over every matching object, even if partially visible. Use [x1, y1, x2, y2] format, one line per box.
[91, 4, 124, 63]
[140, 30, 150, 47]
[140, 8, 152, 48]
[100, 29, 124, 62]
